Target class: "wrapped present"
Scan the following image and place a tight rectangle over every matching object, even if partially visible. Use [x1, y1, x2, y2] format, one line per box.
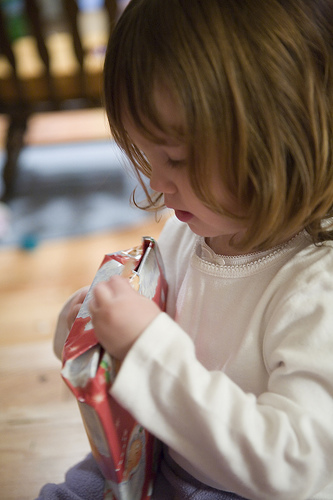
[61, 237, 167, 500]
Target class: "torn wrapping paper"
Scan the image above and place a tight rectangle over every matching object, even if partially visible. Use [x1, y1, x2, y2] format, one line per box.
[61, 237, 167, 500]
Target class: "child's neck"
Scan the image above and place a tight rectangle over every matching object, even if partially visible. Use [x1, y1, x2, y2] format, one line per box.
[206, 230, 303, 257]
[205, 234, 246, 257]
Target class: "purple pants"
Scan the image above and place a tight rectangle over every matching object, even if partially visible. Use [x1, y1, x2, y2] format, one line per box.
[153, 449, 248, 500]
[36, 454, 105, 500]
[36, 452, 248, 500]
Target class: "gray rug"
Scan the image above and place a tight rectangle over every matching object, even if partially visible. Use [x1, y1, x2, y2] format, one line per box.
[0, 140, 151, 248]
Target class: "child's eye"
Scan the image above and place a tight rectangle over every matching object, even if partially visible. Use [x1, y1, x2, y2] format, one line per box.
[166, 157, 187, 168]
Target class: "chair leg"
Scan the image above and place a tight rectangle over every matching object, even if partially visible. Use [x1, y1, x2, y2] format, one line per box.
[1, 111, 29, 202]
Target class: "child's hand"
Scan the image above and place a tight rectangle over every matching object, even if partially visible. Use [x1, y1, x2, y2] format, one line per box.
[66, 287, 89, 330]
[54, 286, 89, 360]
[89, 275, 161, 360]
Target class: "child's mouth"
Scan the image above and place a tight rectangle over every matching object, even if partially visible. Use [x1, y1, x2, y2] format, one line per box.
[174, 210, 194, 223]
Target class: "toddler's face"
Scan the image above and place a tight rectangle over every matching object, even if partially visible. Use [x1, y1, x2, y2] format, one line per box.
[123, 86, 247, 255]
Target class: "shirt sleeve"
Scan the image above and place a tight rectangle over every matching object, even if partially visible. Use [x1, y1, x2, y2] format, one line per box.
[110, 285, 333, 500]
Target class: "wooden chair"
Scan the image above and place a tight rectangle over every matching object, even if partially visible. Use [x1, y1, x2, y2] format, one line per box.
[0, 0, 117, 201]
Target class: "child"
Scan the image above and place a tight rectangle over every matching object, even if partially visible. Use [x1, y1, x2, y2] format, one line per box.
[37, 0, 333, 499]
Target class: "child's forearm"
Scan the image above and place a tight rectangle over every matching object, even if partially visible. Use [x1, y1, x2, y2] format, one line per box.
[111, 312, 333, 500]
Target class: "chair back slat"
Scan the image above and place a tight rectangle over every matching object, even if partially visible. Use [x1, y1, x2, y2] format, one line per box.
[24, 0, 50, 71]
[63, 0, 84, 69]
[0, 0, 118, 110]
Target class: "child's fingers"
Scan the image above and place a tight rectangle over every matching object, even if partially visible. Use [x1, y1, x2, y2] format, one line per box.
[66, 286, 89, 329]
[89, 276, 135, 320]
[79, 289, 87, 299]
[67, 303, 81, 329]
[76, 287, 89, 304]
[89, 281, 114, 313]
[107, 274, 136, 294]
[71, 287, 89, 308]
[94, 276, 132, 302]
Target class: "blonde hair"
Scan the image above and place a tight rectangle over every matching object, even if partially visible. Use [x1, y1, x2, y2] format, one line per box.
[104, 0, 333, 251]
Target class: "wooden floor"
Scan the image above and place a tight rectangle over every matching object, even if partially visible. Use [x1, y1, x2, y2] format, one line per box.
[0, 217, 166, 500]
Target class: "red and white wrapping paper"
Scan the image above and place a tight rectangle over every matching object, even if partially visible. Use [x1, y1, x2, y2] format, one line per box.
[61, 237, 167, 500]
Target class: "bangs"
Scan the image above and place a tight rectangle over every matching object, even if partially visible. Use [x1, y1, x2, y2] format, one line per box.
[104, 0, 190, 152]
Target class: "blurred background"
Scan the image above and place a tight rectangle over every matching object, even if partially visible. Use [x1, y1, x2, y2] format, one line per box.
[0, 0, 149, 249]
[0, 2, 168, 499]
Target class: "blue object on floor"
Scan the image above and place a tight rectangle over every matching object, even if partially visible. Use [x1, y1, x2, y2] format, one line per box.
[20, 233, 40, 251]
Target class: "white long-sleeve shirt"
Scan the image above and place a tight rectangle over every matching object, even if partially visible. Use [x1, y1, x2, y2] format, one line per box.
[111, 216, 333, 500]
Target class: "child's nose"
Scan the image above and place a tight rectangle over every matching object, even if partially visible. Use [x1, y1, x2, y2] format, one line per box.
[149, 167, 176, 194]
